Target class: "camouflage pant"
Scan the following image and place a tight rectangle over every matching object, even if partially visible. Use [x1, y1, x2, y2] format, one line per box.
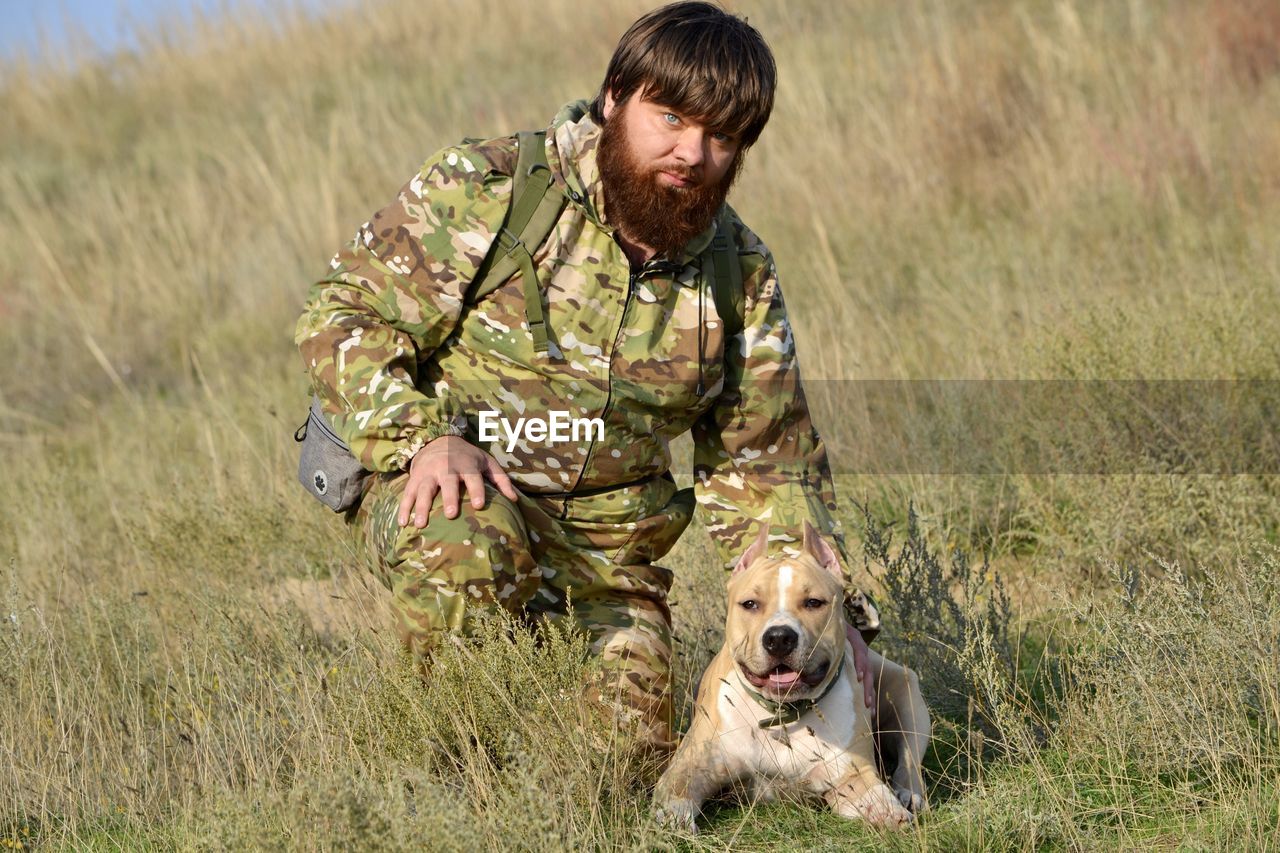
[355, 471, 696, 748]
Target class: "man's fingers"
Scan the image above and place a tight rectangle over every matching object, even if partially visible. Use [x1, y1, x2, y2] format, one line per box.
[461, 470, 487, 509]
[847, 625, 876, 715]
[487, 458, 519, 501]
[854, 635, 868, 671]
[400, 445, 506, 525]
[856, 645, 876, 715]
[439, 477, 461, 519]
[398, 488, 415, 527]
[412, 480, 438, 528]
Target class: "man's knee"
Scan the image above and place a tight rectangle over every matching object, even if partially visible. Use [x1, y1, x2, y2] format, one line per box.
[360, 477, 539, 645]
[364, 476, 526, 566]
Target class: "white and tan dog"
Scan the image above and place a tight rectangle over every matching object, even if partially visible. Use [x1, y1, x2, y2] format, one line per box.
[655, 522, 930, 831]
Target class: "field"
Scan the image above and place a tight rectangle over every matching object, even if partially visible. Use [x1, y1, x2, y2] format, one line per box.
[2, 0, 1279, 848]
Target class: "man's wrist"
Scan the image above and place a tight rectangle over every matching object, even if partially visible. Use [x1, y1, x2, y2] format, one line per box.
[392, 415, 469, 471]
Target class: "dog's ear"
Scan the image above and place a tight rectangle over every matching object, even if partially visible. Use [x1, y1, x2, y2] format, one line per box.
[802, 520, 844, 581]
[732, 525, 770, 575]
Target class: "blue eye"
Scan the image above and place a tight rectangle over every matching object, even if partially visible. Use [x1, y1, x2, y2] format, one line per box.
[662, 112, 680, 125]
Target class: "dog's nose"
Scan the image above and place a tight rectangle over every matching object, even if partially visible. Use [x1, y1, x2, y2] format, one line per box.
[762, 625, 798, 657]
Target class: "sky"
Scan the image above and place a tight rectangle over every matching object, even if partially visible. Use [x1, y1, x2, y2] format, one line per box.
[0, 0, 339, 65]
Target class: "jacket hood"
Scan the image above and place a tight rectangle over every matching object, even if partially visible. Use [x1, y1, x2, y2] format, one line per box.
[549, 99, 601, 222]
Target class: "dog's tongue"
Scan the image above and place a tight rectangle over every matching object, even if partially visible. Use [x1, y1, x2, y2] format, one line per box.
[768, 670, 801, 689]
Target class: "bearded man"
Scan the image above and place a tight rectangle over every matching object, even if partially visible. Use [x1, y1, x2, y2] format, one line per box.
[295, 1, 879, 750]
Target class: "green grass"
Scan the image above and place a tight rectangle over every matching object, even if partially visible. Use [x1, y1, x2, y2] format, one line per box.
[3, 0, 1280, 848]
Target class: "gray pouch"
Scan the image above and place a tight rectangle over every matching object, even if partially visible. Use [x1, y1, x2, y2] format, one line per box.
[294, 396, 370, 512]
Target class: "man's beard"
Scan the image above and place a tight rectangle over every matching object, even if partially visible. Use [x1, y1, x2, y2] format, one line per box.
[597, 106, 742, 258]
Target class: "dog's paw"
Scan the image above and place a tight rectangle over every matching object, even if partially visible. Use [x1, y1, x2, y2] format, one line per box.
[654, 799, 700, 834]
[895, 787, 927, 815]
[834, 783, 914, 828]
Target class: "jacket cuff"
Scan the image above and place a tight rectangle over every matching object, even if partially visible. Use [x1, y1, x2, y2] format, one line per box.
[387, 418, 467, 471]
[844, 589, 882, 646]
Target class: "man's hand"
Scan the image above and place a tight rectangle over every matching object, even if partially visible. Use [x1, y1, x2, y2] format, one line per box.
[397, 435, 519, 528]
[847, 624, 876, 716]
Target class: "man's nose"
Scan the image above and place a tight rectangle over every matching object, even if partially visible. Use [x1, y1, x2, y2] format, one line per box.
[672, 129, 706, 167]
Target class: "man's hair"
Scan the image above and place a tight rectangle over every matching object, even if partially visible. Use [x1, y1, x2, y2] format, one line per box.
[588, 2, 777, 148]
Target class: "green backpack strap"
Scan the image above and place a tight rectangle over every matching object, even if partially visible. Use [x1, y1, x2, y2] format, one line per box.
[707, 209, 745, 338]
[469, 130, 568, 355]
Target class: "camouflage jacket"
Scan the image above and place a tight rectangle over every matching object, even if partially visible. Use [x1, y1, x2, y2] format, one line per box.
[295, 100, 875, 617]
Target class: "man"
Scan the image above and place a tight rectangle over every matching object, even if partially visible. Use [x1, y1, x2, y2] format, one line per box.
[294, 1, 878, 750]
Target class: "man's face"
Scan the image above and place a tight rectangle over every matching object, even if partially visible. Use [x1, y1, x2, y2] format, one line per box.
[597, 90, 744, 257]
[603, 91, 741, 189]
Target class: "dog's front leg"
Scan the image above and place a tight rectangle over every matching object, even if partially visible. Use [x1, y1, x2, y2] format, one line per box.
[824, 763, 913, 827]
[653, 720, 730, 833]
[821, 689, 914, 828]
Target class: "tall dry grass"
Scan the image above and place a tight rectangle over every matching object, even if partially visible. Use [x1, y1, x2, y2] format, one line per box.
[2, 0, 1280, 848]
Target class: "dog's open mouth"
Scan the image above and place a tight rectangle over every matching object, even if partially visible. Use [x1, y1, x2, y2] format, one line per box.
[741, 660, 831, 694]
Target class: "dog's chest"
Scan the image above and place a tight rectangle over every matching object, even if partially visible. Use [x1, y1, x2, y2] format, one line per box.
[715, 676, 859, 787]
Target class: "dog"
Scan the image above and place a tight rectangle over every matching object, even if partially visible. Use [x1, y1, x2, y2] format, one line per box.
[654, 521, 930, 831]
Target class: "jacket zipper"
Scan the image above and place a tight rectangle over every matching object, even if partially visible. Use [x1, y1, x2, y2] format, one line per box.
[566, 255, 684, 501]
[567, 267, 637, 498]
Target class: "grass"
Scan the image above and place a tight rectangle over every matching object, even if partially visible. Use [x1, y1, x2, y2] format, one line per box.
[3, 0, 1280, 848]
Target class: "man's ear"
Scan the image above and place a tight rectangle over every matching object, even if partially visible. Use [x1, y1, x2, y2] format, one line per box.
[732, 526, 770, 576]
[602, 90, 618, 121]
[802, 520, 843, 582]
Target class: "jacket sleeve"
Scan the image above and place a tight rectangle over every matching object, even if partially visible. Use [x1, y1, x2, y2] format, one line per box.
[691, 250, 881, 639]
[294, 144, 513, 472]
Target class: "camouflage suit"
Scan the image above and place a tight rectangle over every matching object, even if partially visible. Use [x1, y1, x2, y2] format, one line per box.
[295, 100, 878, 747]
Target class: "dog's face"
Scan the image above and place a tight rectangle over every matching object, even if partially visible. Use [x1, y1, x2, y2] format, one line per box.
[725, 521, 847, 701]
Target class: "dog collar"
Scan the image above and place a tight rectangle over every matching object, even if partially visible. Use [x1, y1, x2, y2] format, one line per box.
[742, 657, 845, 729]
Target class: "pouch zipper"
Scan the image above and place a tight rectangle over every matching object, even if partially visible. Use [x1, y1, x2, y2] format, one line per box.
[307, 402, 351, 449]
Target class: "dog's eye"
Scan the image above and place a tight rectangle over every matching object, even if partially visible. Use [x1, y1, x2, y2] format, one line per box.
[740, 599, 759, 611]
[803, 598, 827, 610]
